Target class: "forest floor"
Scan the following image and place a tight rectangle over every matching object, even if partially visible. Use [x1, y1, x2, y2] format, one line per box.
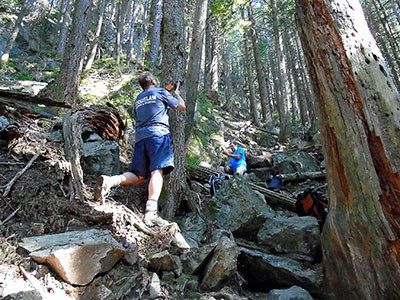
[0, 78, 325, 299]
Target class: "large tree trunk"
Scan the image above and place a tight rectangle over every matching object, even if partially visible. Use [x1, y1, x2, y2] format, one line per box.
[161, 0, 187, 219]
[296, 1, 400, 299]
[184, 0, 208, 142]
[46, 0, 92, 104]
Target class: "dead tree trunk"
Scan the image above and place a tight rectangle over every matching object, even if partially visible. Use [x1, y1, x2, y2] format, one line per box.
[296, 0, 400, 299]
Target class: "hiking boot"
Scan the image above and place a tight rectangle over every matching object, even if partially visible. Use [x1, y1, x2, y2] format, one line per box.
[143, 211, 170, 227]
[94, 175, 112, 203]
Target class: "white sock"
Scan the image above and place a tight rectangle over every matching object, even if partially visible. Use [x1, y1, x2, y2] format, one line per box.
[108, 175, 124, 187]
[145, 199, 158, 213]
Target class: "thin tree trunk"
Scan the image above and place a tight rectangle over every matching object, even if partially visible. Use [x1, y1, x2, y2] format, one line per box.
[161, 0, 187, 219]
[126, 0, 137, 65]
[85, 0, 107, 71]
[222, 34, 233, 113]
[296, 0, 400, 299]
[57, 0, 72, 58]
[248, 5, 272, 125]
[242, 10, 260, 126]
[204, 1, 219, 103]
[146, 0, 163, 64]
[184, 0, 208, 142]
[115, 0, 129, 65]
[1, 0, 36, 67]
[271, 0, 290, 141]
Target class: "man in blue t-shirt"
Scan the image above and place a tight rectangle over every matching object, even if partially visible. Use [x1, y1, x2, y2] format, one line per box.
[95, 71, 186, 227]
[222, 144, 247, 175]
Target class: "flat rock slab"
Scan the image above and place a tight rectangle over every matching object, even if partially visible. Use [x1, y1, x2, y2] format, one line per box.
[19, 229, 126, 286]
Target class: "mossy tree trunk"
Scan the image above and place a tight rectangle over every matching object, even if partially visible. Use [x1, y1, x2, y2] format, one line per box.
[296, 0, 400, 299]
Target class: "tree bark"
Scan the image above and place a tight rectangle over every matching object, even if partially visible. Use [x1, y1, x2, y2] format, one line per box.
[161, 0, 187, 219]
[242, 12, 260, 126]
[47, 0, 92, 105]
[184, 0, 208, 142]
[248, 5, 272, 125]
[57, 0, 72, 58]
[296, 0, 400, 299]
[115, 0, 129, 65]
[84, 0, 107, 71]
[204, 1, 219, 103]
[271, 0, 290, 141]
[146, 0, 163, 64]
[221, 34, 233, 113]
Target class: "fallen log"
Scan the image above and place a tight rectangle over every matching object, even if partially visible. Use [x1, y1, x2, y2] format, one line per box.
[188, 166, 296, 212]
[282, 171, 326, 183]
[0, 90, 71, 108]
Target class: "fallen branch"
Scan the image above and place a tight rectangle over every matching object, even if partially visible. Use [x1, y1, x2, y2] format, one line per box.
[0, 206, 21, 225]
[282, 171, 326, 183]
[2, 152, 41, 197]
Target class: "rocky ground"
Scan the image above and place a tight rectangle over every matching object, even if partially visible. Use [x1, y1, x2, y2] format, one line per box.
[0, 80, 327, 299]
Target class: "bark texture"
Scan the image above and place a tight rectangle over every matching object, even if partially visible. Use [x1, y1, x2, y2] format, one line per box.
[161, 0, 187, 219]
[185, 0, 208, 142]
[49, 0, 92, 104]
[296, 1, 400, 299]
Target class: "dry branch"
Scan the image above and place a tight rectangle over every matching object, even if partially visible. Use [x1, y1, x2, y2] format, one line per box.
[282, 171, 326, 183]
[0, 206, 21, 225]
[2, 152, 41, 197]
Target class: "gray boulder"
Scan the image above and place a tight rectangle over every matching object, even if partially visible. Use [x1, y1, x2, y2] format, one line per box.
[272, 151, 320, 174]
[81, 140, 120, 175]
[257, 216, 322, 262]
[238, 247, 323, 298]
[201, 236, 238, 291]
[19, 229, 126, 286]
[268, 285, 315, 300]
[148, 250, 182, 277]
[212, 177, 276, 241]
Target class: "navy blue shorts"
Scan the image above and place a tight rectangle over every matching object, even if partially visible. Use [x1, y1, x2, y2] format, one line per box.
[128, 134, 174, 178]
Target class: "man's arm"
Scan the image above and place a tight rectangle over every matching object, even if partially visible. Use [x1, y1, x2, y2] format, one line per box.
[174, 90, 186, 111]
[223, 149, 242, 160]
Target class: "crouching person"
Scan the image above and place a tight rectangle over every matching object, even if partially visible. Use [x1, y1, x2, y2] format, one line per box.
[220, 143, 247, 176]
[94, 71, 186, 227]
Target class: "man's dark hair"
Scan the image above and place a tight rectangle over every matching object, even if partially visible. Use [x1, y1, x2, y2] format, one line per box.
[138, 71, 156, 89]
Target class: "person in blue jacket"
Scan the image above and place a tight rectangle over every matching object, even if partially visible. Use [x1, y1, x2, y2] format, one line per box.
[222, 143, 247, 175]
[94, 71, 186, 227]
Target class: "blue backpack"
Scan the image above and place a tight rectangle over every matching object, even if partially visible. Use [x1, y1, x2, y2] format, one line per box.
[208, 173, 229, 196]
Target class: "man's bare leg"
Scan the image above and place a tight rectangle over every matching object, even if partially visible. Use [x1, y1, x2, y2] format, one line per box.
[94, 172, 145, 202]
[144, 169, 170, 227]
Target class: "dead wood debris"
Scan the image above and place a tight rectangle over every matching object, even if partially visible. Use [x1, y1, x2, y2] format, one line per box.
[1, 151, 41, 197]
